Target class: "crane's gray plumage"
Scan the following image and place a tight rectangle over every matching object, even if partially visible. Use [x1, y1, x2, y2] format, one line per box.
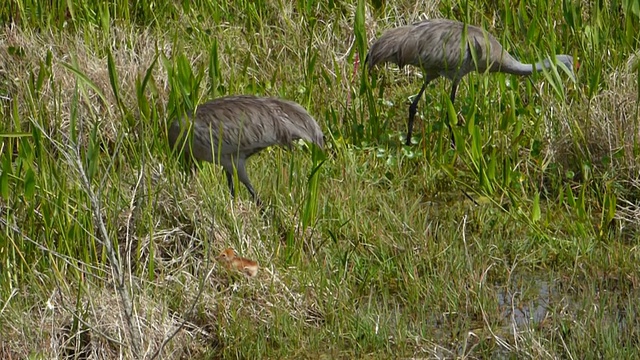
[366, 18, 574, 146]
[168, 95, 324, 205]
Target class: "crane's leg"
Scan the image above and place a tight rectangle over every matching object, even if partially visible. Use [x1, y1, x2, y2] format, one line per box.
[225, 171, 236, 198]
[407, 81, 429, 146]
[407, 75, 437, 146]
[236, 160, 263, 208]
[447, 79, 461, 149]
[450, 80, 459, 104]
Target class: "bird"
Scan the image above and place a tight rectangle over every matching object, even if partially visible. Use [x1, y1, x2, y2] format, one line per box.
[217, 248, 259, 278]
[168, 95, 325, 206]
[365, 18, 575, 147]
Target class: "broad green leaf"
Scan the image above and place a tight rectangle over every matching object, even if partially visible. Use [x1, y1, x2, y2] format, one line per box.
[532, 192, 541, 223]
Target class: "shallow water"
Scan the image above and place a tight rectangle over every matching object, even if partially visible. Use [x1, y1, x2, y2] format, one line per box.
[497, 277, 553, 328]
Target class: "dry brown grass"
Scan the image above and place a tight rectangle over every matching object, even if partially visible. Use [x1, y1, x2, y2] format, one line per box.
[552, 68, 638, 167]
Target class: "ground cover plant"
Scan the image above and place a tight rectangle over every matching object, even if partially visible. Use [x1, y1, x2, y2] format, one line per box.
[1, 0, 639, 358]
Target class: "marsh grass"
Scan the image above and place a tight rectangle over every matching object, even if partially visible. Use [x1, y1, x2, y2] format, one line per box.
[1, 0, 640, 358]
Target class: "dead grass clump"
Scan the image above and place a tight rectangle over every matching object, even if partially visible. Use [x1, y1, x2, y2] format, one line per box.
[0, 254, 323, 358]
[0, 24, 170, 153]
[0, 286, 193, 358]
[615, 177, 640, 237]
[549, 68, 639, 177]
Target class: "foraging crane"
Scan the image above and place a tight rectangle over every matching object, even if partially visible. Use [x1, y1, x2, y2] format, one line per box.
[366, 18, 575, 147]
[168, 95, 324, 206]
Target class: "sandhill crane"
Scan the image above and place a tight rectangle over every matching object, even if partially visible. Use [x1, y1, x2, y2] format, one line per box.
[218, 248, 259, 278]
[366, 18, 575, 147]
[168, 95, 324, 206]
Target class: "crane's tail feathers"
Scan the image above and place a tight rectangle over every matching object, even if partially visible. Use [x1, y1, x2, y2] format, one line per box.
[167, 117, 201, 175]
[277, 100, 325, 150]
[300, 124, 325, 150]
[364, 53, 374, 74]
[167, 118, 190, 154]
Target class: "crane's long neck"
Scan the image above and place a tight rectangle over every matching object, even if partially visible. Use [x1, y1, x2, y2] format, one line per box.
[501, 61, 535, 75]
[499, 55, 572, 76]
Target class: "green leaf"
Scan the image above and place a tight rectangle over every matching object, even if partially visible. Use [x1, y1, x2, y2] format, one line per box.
[24, 167, 36, 200]
[106, 48, 123, 112]
[34, 50, 52, 93]
[0, 160, 9, 200]
[531, 192, 541, 223]
[354, 0, 366, 58]
[604, 183, 617, 224]
[0, 133, 32, 138]
[446, 94, 458, 127]
[209, 39, 220, 98]
[577, 187, 587, 219]
[566, 184, 576, 208]
[60, 62, 108, 105]
[502, 156, 512, 188]
[557, 184, 564, 207]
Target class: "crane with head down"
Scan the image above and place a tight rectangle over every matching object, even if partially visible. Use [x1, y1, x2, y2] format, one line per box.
[168, 95, 324, 206]
[366, 18, 575, 147]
